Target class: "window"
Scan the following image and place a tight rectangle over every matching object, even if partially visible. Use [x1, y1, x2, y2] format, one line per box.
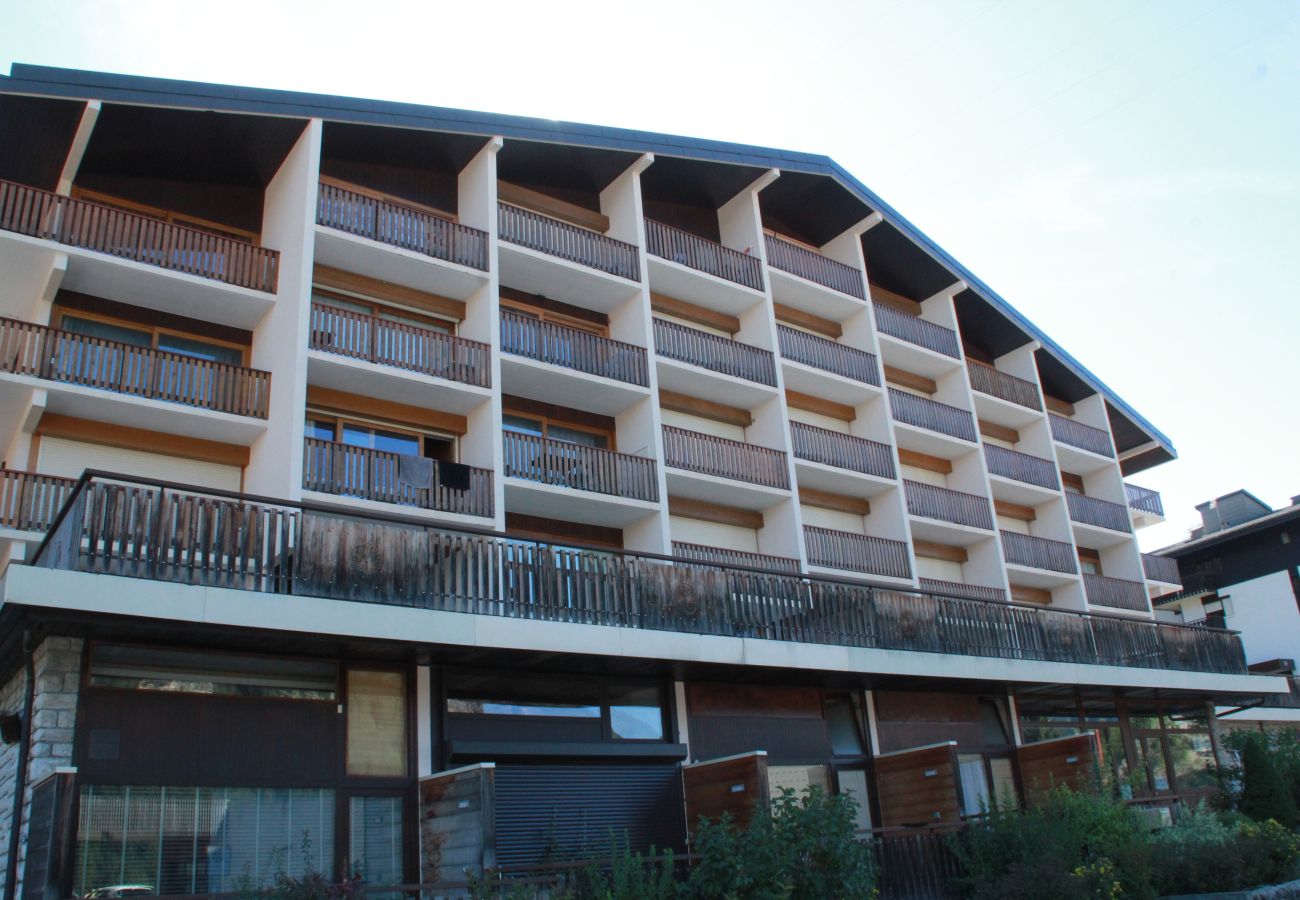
[311, 290, 454, 364]
[445, 673, 666, 741]
[348, 796, 404, 887]
[959, 754, 991, 816]
[58, 313, 246, 365]
[609, 685, 665, 740]
[346, 670, 407, 778]
[88, 645, 338, 701]
[304, 412, 455, 462]
[503, 414, 610, 450]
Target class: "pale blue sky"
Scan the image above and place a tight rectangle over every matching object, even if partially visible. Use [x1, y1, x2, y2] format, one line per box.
[2, 0, 1297, 548]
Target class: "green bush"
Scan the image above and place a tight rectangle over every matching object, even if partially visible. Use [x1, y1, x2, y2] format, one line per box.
[1237, 731, 1300, 827]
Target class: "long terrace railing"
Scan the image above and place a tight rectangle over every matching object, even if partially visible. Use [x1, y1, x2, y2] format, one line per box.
[652, 318, 777, 385]
[873, 305, 961, 359]
[0, 179, 280, 292]
[966, 360, 1042, 411]
[790, 422, 896, 480]
[1049, 413, 1115, 458]
[983, 444, 1059, 490]
[803, 526, 912, 580]
[763, 233, 866, 300]
[34, 475, 1250, 675]
[316, 181, 488, 271]
[671, 541, 801, 575]
[887, 388, 977, 442]
[501, 309, 648, 386]
[1066, 492, 1133, 533]
[302, 438, 493, 518]
[502, 431, 658, 501]
[904, 481, 994, 530]
[0, 316, 270, 417]
[776, 325, 880, 386]
[1000, 530, 1078, 575]
[0, 470, 77, 532]
[311, 302, 491, 387]
[1142, 553, 1181, 586]
[1083, 573, 1150, 613]
[1126, 483, 1164, 517]
[499, 202, 639, 281]
[644, 219, 763, 291]
[662, 426, 789, 489]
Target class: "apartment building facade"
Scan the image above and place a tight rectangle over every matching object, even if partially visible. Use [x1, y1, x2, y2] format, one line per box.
[0, 64, 1284, 897]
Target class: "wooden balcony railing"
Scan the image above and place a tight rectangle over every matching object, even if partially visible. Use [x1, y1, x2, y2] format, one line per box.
[790, 422, 895, 480]
[803, 526, 912, 579]
[0, 179, 279, 292]
[918, 578, 1007, 603]
[1066, 492, 1133, 533]
[0, 316, 269, 417]
[763, 233, 866, 300]
[1126, 483, 1164, 517]
[0, 469, 76, 532]
[1084, 573, 1150, 612]
[1142, 553, 1181, 585]
[644, 219, 763, 291]
[35, 477, 1250, 676]
[302, 438, 493, 518]
[501, 309, 647, 386]
[966, 360, 1042, 411]
[1048, 414, 1115, 458]
[310, 302, 491, 387]
[502, 431, 658, 501]
[652, 318, 777, 385]
[983, 444, 1059, 490]
[887, 388, 977, 442]
[776, 325, 880, 386]
[873, 305, 961, 359]
[1000, 530, 1078, 575]
[671, 541, 801, 575]
[662, 426, 789, 489]
[316, 181, 488, 271]
[904, 481, 994, 530]
[498, 202, 639, 281]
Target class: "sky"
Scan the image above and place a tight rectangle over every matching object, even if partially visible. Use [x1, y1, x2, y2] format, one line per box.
[1, 0, 1297, 550]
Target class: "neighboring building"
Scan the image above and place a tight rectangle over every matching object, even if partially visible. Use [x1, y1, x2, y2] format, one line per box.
[0, 64, 1283, 897]
[1156, 491, 1300, 730]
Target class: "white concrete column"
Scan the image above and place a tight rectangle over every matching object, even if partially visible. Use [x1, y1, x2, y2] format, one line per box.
[55, 101, 100, 196]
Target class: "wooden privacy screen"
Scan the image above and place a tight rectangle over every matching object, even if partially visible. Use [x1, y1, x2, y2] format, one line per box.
[874, 742, 963, 828]
[683, 751, 770, 840]
[1016, 732, 1099, 806]
[420, 763, 497, 884]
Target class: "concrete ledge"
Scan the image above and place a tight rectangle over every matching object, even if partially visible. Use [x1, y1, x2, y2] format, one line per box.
[1162, 877, 1300, 899]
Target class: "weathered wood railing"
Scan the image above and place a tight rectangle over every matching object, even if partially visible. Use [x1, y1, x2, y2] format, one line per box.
[803, 526, 912, 580]
[1083, 573, 1150, 612]
[1142, 553, 1181, 585]
[499, 202, 639, 281]
[0, 179, 279, 292]
[873, 305, 961, 358]
[501, 309, 648, 386]
[0, 316, 270, 417]
[888, 388, 977, 442]
[1048, 413, 1114, 457]
[1000, 530, 1078, 574]
[776, 325, 880, 385]
[790, 421, 895, 479]
[671, 541, 801, 575]
[867, 826, 965, 900]
[763, 233, 866, 300]
[502, 430, 658, 501]
[652, 318, 777, 385]
[34, 476, 1250, 674]
[644, 219, 763, 291]
[316, 180, 488, 271]
[0, 469, 76, 532]
[1066, 492, 1133, 533]
[302, 438, 493, 517]
[983, 444, 1059, 490]
[966, 360, 1042, 411]
[905, 481, 994, 530]
[917, 578, 1007, 604]
[1126, 483, 1164, 517]
[310, 302, 490, 387]
[661, 426, 789, 489]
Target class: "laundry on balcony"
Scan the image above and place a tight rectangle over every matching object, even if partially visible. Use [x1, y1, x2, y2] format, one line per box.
[397, 454, 433, 489]
[438, 460, 473, 492]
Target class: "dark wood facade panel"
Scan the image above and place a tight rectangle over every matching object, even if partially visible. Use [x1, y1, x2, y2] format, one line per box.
[1017, 733, 1099, 806]
[420, 765, 496, 884]
[874, 743, 962, 828]
[683, 752, 769, 837]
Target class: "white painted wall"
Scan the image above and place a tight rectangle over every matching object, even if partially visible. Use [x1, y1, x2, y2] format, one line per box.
[1220, 570, 1300, 665]
[38, 437, 241, 491]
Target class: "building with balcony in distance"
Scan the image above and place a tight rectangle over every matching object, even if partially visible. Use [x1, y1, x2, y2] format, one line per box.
[0, 64, 1285, 898]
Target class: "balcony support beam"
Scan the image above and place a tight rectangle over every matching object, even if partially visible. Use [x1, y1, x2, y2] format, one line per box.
[56, 100, 100, 196]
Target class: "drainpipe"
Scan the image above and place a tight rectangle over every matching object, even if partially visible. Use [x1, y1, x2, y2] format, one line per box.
[3, 630, 35, 900]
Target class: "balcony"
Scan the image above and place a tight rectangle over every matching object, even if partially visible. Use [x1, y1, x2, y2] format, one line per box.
[803, 526, 912, 580]
[0, 179, 279, 293]
[502, 430, 658, 502]
[763, 233, 865, 300]
[1084, 573, 1150, 613]
[0, 315, 270, 418]
[776, 325, 880, 386]
[501, 309, 648, 387]
[1126, 482, 1164, 520]
[671, 541, 801, 575]
[662, 426, 789, 490]
[966, 361, 1042, 412]
[0, 469, 76, 533]
[652, 318, 776, 386]
[498, 201, 638, 282]
[1142, 553, 1181, 586]
[904, 481, 994, 530]
[310, 301, 491, 387]
[873, 305, 961, 360]
[1000, 531, 1078, 575]
[1066, 493, 1133, 534]
[983, 444, 1059, 491]
[918, 578, 1007, 603]
[302, 438, 493, 518]
[1049, 413, 1114, 458]
[790, 422, 895, 480]
[33, 476, 1252, 678]
[316, 180, 489, 271]
[888, 388, 977, 443]
[644, 219, 763, 291]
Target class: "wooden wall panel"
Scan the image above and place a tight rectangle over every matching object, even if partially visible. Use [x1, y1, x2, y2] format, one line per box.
[1017, 733, 1099, 805]
[874, 743, 963, 827]
[683, 752, 769, 837]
